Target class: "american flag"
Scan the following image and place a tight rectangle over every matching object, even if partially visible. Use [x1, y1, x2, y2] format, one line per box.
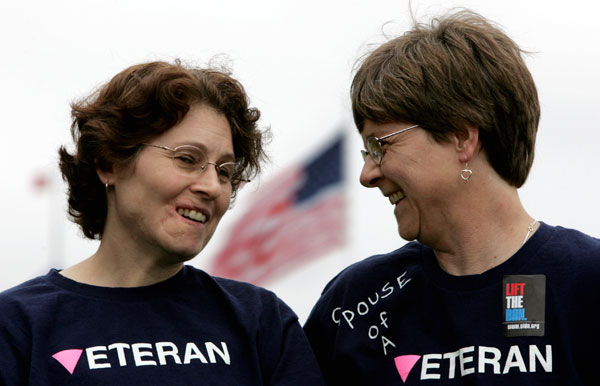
[209, 134, 346, 284]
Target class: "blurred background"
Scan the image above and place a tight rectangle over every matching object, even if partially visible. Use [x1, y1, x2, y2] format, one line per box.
[1, 0, 599, 323]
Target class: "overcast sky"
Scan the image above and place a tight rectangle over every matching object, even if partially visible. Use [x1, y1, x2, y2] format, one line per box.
[1, 0, 599, 322]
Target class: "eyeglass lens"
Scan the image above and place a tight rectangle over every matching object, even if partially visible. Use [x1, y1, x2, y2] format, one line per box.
[171, 146, 240, 184]
[365, 137, 383, 164]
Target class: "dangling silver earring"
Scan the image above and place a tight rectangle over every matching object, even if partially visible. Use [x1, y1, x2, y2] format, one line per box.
[460, 163, 473, 181]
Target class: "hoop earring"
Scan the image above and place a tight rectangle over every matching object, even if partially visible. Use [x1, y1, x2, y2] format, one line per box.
[460, 163, 473, 182]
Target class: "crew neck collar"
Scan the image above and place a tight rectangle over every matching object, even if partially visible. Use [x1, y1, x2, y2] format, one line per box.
[419, 222, 554, 292]
[44, 265, 189, 302]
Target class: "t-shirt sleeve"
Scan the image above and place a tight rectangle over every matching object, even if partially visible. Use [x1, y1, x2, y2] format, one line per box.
[303, 289, 339, 385]
[0, 295, 31, 386]
[258, 295, 325, 386]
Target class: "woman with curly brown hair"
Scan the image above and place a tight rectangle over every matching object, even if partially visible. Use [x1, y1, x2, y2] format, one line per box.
[0, 60, 324, 385]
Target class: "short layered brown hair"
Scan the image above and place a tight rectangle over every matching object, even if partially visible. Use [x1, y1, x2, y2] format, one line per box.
[351, 10, 540, 187]
[59, 60, 267, 239]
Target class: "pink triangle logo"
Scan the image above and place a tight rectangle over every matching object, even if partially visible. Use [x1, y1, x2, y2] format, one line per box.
[394, 354, 421, 383]
[52, 349, 83, 374]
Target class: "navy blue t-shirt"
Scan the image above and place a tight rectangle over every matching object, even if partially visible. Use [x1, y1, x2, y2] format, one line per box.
[304, 223, 600, 385]
[0, 265, 324, 385]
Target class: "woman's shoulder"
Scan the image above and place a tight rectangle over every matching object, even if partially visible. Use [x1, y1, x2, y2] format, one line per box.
[540, 222, 600, 258]
[185, 265, 276, 296]
[332, 241, 423, 282]
[183, 265, 293, 315]
[318, 242, 423, 296]
[0, 272, 54, 305]
[0, 272, 59, 332]
[535, 223, 600, 284]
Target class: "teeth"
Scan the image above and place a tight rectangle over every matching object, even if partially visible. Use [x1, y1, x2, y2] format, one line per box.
[177, 208, 207, 223]
[389, 191, 406, 205]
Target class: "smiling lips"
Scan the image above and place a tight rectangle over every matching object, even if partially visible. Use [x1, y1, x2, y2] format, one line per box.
[389, 191, 406, 205]
[177, 208, 207, 223]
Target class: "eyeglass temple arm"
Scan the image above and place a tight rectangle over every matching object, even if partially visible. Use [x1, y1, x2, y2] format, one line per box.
[377, 124, 420, 141]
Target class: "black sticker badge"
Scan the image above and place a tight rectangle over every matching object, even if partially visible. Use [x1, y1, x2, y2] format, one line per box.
[502, 275, 546, 337]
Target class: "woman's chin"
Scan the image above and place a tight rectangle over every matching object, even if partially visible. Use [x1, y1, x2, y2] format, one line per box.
[396, 220, 418, 242]
[161, 243, 205, 263]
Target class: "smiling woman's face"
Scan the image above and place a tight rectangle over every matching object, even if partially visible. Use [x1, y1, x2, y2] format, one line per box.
[359, 120, 463, 243]
[102, 104, 234, 263]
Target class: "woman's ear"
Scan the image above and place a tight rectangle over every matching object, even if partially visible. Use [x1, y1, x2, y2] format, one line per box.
[96, 165, 114, 187]
[453, 124, 479, 163]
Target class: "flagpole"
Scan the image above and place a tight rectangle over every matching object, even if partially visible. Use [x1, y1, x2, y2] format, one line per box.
[340, 121, 351, 273]
[47, 170, 65, 270]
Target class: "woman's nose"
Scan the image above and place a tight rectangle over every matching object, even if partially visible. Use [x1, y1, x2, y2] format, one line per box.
[359, 156, 383, 188]
[190, 165, 225, 199]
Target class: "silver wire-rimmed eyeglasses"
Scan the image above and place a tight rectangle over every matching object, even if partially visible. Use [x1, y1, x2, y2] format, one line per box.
[361, 124, 419, 164]
[140, 143, 249, 187]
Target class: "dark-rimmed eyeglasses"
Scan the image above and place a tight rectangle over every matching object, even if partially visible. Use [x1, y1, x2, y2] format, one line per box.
[360, 124, 419, 164]
[141, 143, 249, 188]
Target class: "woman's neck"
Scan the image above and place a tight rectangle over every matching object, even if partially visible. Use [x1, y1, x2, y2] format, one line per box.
[427, 181, 537, 276]
[60, 235, 184, 287]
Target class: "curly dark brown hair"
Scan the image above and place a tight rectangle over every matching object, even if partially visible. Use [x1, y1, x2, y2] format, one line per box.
[59, 60, 268, 239]
[351, 10, 540, 187]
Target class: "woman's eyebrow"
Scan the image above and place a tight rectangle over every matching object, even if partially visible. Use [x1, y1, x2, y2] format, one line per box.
[175, 141, 236, 161]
